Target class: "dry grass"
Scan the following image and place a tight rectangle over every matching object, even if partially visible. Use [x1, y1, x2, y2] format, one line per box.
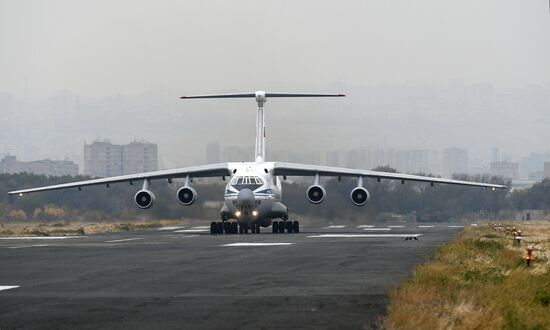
[383, 221, 550, 330]
[0, 219, 184, 236]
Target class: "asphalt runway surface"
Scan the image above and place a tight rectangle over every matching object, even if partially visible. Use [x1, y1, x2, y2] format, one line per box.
[0, 222, 467, 329]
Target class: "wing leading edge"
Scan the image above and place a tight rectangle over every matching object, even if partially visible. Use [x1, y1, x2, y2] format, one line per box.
[7, 163, 231, 195]
[273, 162, 507, 189]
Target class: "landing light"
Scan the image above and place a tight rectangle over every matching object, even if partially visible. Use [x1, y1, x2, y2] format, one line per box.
[252, 210, 258, 217]
[492, 187, 496, 191]
[19, 193, 23, 197]
[235, 211, 242, 217]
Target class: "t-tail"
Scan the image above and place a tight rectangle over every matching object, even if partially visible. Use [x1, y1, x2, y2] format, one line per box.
[181, 91, 345, 162]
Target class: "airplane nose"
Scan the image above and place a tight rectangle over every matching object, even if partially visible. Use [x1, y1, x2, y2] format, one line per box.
[237, 188, 255, 205]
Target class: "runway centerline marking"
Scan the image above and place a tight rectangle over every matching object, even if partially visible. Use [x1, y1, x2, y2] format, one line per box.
[174, 229, 209, 233]
[191, 226, 210, 229]
[418, 225, 435, 228]
[221, 243, 293, 247]
[322, 225, 346, 229]
[0, 286, 19, 292]
[388, 225, 405, 228]
[447, 225, 465, 228]
[308, 234, 422, 238]
[158, 226, 185, 231]
[363, 228, 392, 231]
[105, 238, 143, 243]
[357, 225, 375, 228]
[7, 244, 49, 249]
[0, 236, 84, 240]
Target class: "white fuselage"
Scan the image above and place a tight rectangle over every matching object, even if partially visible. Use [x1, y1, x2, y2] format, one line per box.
[221, 161, 286, 226]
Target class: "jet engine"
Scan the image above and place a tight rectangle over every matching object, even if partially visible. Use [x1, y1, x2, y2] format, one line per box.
[307, 185, 326, 204]
[134, 189, 155, 209]
[350, 187, 370, 206]
[177, 186, 197, 205]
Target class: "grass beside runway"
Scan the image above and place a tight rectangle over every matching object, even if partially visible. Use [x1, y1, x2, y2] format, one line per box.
[383, 221, 550, 330]
[0, 219, 183, 237]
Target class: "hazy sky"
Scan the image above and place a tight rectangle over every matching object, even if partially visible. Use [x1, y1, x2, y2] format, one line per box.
[1, 0, 549, 98]
[1, 1, 550, 170]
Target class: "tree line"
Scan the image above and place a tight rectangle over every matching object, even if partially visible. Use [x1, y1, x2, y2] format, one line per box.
[0, 168, 546, 223]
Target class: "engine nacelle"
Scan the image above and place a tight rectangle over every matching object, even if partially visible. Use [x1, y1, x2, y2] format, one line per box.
[134, 189, 155, 209]
[350, 187, 370, 206]
[307, 185, 326, 204]
[177, 186, 197, 206]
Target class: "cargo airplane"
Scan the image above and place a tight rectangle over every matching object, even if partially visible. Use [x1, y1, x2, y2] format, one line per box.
[8, 91, 506, 234]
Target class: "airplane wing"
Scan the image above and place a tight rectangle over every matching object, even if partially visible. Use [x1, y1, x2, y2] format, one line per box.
[7, 163, 231, 195]
[272, 162, 507, 189]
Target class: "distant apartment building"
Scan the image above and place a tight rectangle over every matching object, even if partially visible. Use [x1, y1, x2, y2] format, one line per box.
[441, 148, 468, 178]
[544, 162, 550, 179]
[84, 141, 157, 177]
[206, 143, 220, 163]
[0, 155, 78, 177]
[221, 146, 252, 162]
[490, 161, 519, 180]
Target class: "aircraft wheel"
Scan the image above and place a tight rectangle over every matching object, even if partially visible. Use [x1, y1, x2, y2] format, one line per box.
[210, 221, 218, 235]
[217, 222, 223, 234]
[272, 221, 279, 234]
[278, 222, 285, 234]
[256, 224, 261, 234]
[293, 221, 300, 233]
[286, 221, 293, 233]
[231, 222, 238, 234]
[223, 222, 231, 234]
[243, 224, 249, 234]
[239, 223, 244, 234]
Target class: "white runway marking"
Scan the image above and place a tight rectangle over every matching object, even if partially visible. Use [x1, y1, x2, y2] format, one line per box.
[447, 225, 465, 228]
[471, 224, 478, 227]
[7, 244, 49, 249]
[0, 286, 19, 291]
[388, 225, 405, 228]
[356, 225, 375, 228]
[158, 226, 185, 231]
[174, 229, 209, 233]
[0, 236, 83, 240]
[191, 226, 210, 229]
[322, 225, 346, 229]
[363, 228, 392, 231]
[222, 243, 293, 247]
[308, 234, 422, 238]
[166, 235, 199, 238]
[418, 225, 435, 228]
[105, 238, 143, 243]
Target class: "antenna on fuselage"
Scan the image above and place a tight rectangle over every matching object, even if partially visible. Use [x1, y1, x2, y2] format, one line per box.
[180, 91, 346, 162]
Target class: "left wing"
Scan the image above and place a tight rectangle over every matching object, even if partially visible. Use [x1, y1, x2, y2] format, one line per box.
[273, 162, 507, 189]
[8, 163, 231, 195]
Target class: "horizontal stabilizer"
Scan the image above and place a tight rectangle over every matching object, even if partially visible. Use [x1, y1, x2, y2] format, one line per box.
[180, 92, 345, 99]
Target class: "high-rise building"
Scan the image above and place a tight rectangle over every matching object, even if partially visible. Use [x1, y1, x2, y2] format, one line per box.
[84, 141, 157, 177]
[441, 148, 468, 178]
[122, 142, 158, 175]
[206, 143, 220, 163]
[490, 161, 519, 180]
[0, 155, 78, 177]
[544, 162, 550, 179]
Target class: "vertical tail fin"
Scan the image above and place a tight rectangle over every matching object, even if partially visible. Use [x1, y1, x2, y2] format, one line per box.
[180, 91, 345, 162]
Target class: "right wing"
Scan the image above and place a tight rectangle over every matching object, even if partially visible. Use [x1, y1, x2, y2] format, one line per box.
[7, 163, 231, 195]
[273, 162, 507, 189]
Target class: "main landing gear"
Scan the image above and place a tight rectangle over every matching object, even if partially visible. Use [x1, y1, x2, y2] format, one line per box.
[272, 221, 300, 234]
[210, 221, 261, 235]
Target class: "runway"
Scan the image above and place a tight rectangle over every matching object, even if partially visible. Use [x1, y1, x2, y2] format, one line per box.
[0, 222, 466, 329]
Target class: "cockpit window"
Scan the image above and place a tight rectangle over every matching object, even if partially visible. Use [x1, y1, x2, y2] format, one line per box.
[230, 176, 264, 191]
